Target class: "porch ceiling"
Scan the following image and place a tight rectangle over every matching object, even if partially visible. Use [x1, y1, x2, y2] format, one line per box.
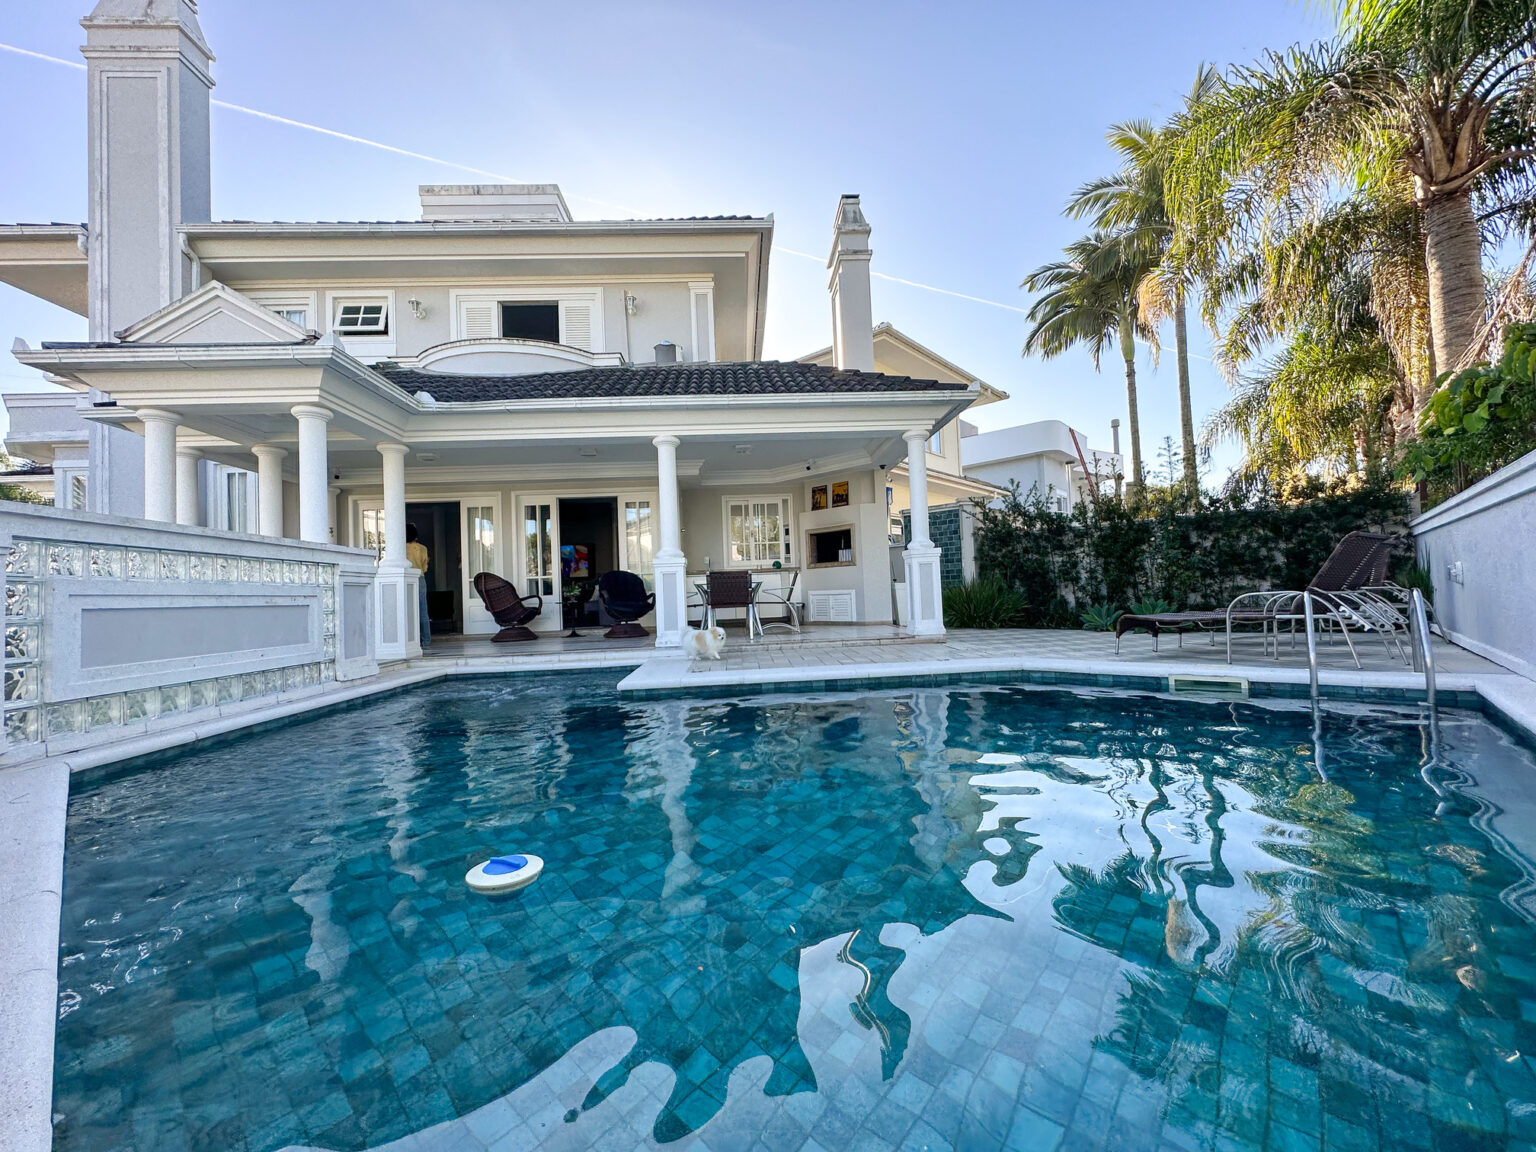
[321, 429, 903, 486]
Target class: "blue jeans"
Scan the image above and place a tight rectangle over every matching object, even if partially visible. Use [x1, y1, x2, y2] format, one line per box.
[417, 573, 431, 647]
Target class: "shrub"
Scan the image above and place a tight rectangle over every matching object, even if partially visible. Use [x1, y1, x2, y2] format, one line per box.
[1079, 602, 1122, 632]
[943, 579, 1031, 629]
[972, 476, 1409, 624]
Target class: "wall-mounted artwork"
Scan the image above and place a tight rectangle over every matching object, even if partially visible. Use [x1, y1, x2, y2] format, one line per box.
[831, 480, 850, 507]
[811, 485, 828, 511]
[560, 543, 590, 580]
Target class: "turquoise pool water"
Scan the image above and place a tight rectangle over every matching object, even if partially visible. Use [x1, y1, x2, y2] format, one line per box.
[52, 676, 1536, 1152]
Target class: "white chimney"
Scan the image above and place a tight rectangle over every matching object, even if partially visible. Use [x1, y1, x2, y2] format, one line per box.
[419, 184, 572, 222]
[828, 194, 875, 372]
[82, 0, 214, 339]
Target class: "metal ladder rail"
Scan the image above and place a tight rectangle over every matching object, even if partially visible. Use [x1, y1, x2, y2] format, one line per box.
[1409, 588, 1437, 712]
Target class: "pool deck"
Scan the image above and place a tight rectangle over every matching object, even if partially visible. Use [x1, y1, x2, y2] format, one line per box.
[4, 626, 1536, 1152]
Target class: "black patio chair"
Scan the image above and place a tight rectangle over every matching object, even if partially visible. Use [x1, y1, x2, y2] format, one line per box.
[472, 572, 543, 642]
[597, 570, 654, 638]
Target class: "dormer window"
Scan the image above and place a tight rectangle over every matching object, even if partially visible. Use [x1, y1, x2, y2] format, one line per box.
[500, 302, 560, 343]
[334, 299, 389, 335]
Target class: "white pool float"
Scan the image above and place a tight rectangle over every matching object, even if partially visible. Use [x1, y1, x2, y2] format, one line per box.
[465, 854, 544, 894]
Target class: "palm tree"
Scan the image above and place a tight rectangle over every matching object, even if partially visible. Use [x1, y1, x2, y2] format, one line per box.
[1023, 231, 1158, 500]
[1064, 69, 1219, 498]
[1165, 0, 1536, 394]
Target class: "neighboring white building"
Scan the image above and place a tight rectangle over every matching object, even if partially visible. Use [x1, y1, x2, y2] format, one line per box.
[960, 419, 1122, 513]
[0, 0, 987, 645]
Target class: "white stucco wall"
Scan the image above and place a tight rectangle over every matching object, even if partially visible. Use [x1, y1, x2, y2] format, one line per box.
[1412, 449, 1536, 680]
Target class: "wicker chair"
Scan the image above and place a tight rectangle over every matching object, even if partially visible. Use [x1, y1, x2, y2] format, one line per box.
[704, 569, 762, 640]
[597, 570, 654, 638]
[471, 572, 543, 642]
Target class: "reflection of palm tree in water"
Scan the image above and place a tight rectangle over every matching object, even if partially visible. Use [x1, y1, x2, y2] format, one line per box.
[1044, 708, 1536, 1149]
[545, 693, 1036, 1142]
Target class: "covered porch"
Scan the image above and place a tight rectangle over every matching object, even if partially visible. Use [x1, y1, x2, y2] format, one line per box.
[17, 325, 975, 657]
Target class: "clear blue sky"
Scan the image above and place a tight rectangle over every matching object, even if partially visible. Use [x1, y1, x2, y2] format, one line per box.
[0, 0, 1332, 482]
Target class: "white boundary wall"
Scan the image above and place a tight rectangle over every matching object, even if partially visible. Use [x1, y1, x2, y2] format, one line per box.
[0, 503, 382, 768]
[1412, 448, 1536, 681]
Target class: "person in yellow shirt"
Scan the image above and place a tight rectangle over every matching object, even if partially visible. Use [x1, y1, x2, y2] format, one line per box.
[406, 523, 431, 648]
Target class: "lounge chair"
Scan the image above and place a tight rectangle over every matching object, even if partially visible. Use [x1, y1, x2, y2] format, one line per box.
[1115, 531, 1401, 667]
[597, 570, 654, 638]
[472, 572, 543, 642]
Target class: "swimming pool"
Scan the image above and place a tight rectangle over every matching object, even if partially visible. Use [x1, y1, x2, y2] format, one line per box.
[52, 674, 1536, 1151]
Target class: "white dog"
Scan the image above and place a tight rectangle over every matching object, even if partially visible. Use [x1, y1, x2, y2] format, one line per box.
[682, 625, 727, 661]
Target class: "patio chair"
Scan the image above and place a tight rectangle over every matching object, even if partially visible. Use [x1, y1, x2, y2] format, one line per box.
[704, 569, 762, 640]
[1224, 531, 1405, 667]
[472, 572, 543, 643]
[755, 569, 800, 634]
[1114, 531, 1401, 666]
[597, 570, 654, 638]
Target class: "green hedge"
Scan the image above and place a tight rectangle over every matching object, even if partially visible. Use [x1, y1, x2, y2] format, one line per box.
[972, 478, 1410, 628]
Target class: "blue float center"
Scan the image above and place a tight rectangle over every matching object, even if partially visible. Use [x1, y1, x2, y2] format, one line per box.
[483, 855, 528, 875]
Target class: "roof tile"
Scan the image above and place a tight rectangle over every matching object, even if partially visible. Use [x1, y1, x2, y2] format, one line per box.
[374, 360, 965, 403]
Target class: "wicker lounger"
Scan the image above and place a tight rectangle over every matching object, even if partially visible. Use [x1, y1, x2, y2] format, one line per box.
[1114, 611, 1269, 654]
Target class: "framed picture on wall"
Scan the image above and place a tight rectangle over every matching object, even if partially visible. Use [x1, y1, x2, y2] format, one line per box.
[831, 481, 850, 507]
[560, 543, 591, 580]
[811, 485, 828, 511]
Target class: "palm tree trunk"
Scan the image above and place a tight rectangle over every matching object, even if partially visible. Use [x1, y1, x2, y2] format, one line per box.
[1118, 318, 1144, 502]
[1423, 190, 1486, 390]
[1173, 292, 1198, 496]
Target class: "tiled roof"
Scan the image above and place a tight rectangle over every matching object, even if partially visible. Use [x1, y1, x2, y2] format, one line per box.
[204, 216, 763, 225]
[373, 361, 967, 403]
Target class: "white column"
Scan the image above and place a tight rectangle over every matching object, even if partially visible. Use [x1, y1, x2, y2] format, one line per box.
[137, 408, 179, 523]
[379, 443, 408, 566]
[374, 442, 417, 661]
[903, 429, 945, 637]
[291, 405, 333, 544]
[253, 445, 287, 538]
[652, 434, 687, 648]
[175, 442, 202, 527]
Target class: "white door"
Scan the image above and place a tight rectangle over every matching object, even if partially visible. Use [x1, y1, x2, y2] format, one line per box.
[462, 498, 502, 635]
[517, 496, 563, 632]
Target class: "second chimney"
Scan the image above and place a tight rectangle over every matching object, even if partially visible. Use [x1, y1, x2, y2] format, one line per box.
[828, 195, 875, 372]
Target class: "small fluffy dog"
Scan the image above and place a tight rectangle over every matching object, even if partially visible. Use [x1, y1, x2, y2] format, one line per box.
[682, 625, 727, 661]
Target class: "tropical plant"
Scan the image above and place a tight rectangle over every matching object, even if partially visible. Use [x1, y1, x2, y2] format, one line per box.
[1079, 602, 1124, 632]
[1023, 231, 1158, 500]
[1128, 597, 1177, 616]
[942, 579, 1032, 629]
[1399, 321, 1536, 494]
[1164, 0, 1536, 398]
[1065, 68, 1220, 498]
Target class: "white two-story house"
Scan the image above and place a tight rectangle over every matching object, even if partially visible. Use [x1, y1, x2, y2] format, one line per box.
[0, 0, 990, 653]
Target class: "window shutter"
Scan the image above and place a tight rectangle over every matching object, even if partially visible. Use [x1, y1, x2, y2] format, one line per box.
[559, 300, 593, 350]
[458, 299, 497, 340]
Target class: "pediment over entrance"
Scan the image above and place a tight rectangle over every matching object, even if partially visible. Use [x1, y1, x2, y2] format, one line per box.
[389, 339, 627, 377]
[115, 281, 311, 345]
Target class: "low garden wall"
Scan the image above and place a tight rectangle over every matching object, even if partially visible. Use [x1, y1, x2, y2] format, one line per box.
[1412, 448, 1536, 680]
[0, 503, 381, 766]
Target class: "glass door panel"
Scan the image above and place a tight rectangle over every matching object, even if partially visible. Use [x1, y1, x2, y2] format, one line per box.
[463, 501, 499, 633]
[520, 498, 561, 631]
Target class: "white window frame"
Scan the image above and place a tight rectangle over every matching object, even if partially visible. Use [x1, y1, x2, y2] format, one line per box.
[214, 465, 258, 534]
[245, 290, 319, 332]
[448, 287, 604, 350]
[927, 430, 943, 455]
[689, 280, 716, 363]
[324, 290, 396, 359]
[721, 493, 793, 570]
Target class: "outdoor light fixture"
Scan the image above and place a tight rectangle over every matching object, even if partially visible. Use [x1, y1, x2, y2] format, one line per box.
[416, 452, 438, 462]
[579, 447, 598, 457]
[734, 444, 750, 454]
[624, 293, 638, 316]
[407, 297, 426, 320]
